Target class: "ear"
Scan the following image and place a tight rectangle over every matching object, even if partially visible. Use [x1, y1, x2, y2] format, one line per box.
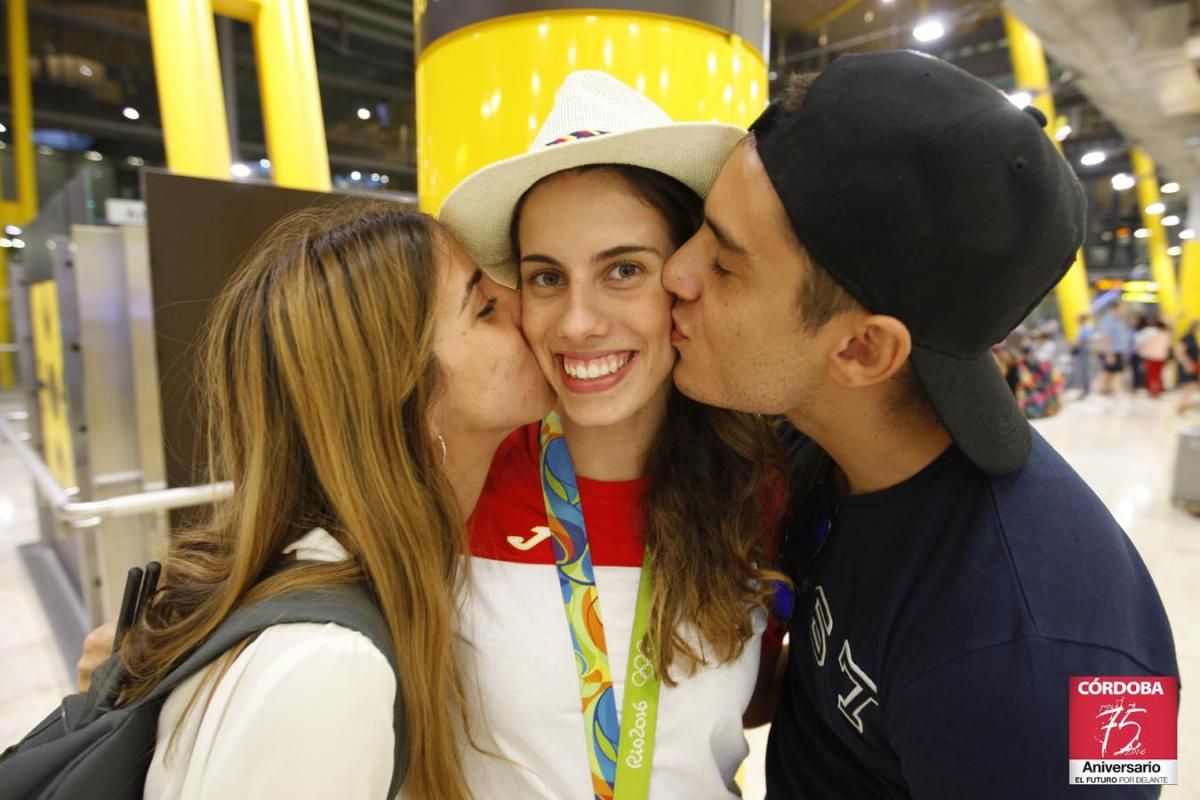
[828, 314, 913, 389]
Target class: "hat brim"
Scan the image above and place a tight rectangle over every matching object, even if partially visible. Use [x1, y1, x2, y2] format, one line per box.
[909, 345, 1032, 476]
[437, 122, 746, 288]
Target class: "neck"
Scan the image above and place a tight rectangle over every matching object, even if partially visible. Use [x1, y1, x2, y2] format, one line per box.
[560, 383, 671, 481]
[787, 392, 952, 496]
[441, 428, 508, 521]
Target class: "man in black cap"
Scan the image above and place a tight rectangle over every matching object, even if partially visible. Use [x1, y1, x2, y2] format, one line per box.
[664, 51, 1178, 797]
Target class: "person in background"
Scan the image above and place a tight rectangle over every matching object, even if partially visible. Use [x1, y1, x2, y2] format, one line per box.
[1136, 317, 1173, 398]
[1175, 320, 1200, 413]
[1072, 312, 1096, 397]
[1130, 313, 1149, 392]
[1096, 303, 1133, 395]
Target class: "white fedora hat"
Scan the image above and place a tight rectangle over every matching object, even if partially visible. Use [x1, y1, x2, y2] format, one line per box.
[438, 70, 746, 288]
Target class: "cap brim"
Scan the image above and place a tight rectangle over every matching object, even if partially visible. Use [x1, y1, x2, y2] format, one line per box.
[909, 346, 1032, 476]
[437, 122, 746, 288]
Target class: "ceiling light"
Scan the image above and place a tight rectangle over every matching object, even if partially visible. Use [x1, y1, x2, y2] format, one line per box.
[0, 238, 9, 248]
[1134, 228, 1151, 239]
[357, 108, 371, 121]
[1055, 125, 1071, 141]
[1169, 246, 1182, 256]
[1181, 229, 1196, 240]
[259, 158, 271, 169]
[1162, 182, 1181, 194]
[1163, 215, 1181, 227]
[913, 19, 945, 43]
[1111, 173, 1135, 192]
[123, 107, 140, 121]
[83, 150, 102, 162]
[79, 65, 93, 77]
[125, 156, 144, 167]
[380, 175, 390, 185]
[230, 163, 252, 179]
[1080, 151, 1106, 167]
[5, 225, 21, 236]
[1007, 91, 1032, 109]
[1145, 202, 1166, 215]
[350, 170, 362, 181]
[0, 123, 6, 133]
[11, 239, 25, 249]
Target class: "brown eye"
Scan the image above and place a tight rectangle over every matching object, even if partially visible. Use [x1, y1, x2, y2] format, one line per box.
[477, 298, 498, 319]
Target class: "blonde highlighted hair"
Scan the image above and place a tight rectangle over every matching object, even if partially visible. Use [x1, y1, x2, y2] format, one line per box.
[119, 201, 472, 799]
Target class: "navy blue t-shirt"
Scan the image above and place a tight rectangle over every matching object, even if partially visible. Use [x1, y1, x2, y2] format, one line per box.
[766, 429, 1178, 799]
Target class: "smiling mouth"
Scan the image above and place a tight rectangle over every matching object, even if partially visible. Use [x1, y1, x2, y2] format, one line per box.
[556, 351, 638, 393]
[561, 352, 633, 380]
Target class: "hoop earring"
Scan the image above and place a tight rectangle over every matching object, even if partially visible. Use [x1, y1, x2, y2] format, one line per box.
[437, 433, 447, 466]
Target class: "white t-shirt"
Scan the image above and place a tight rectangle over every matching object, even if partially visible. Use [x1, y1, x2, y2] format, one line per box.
[1135, 327, 1172, 362]
[144, 529, 397, 799]
[462, 425, 774, 799]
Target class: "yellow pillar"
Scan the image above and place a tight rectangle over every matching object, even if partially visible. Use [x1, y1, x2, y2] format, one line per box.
[148, 0, 330, 189]
[146, 0, 232, 181]
[415, 2, 770, 214]
[1179, 186, 1200, 331]
[248, 0, 330, 190]
[1130, 147, 1180, 324]
[0, 0, 37, 389]
[1004, 10, 1090, 343]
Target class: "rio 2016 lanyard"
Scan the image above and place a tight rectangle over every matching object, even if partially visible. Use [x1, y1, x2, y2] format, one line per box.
[539, 411, 661, 800]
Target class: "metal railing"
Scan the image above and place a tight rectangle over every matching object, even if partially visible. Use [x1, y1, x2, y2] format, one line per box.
[0, 410, 233, 528]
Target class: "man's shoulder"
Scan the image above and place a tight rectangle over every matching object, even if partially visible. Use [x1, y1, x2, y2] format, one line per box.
[983, 431, 1174, 668]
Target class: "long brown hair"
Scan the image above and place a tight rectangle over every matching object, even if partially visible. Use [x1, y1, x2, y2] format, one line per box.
[512, 166, 788, 682]
[119, 201, 471, 799]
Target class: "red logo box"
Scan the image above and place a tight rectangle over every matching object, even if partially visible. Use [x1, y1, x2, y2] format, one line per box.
[1069, 676, 1178, 786]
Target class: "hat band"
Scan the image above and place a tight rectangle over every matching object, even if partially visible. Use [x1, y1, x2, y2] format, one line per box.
[544, 129, 610, 147]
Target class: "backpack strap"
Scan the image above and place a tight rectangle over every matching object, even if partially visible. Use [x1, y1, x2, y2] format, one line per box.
[144, 583, 407, 799]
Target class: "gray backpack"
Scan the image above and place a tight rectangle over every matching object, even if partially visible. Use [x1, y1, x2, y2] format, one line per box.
[0, 584, 407, 800]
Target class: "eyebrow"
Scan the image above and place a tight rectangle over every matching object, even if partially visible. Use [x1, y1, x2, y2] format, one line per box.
[519, 244, 661, 270]
[705, 215, 750, 258]
[460, 268, 484, 313]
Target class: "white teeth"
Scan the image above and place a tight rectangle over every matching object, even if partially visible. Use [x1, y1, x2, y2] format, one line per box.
[563, 353, 632, 381]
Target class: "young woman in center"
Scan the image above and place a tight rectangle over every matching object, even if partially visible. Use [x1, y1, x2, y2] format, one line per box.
[441, 72, 786, 799]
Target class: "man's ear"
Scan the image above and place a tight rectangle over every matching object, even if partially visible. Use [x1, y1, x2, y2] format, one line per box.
[828, 314, 913, 389]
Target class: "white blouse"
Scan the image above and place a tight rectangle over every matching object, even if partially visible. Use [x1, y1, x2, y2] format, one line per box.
[143, 529, 397, 799]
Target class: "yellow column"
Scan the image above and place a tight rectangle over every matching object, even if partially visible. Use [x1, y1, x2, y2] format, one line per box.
[1130, 147, 1180, 324]
[0, 0, 37, 389]
[415, 4, 770, 214]
[148, 0, 329, 189]
[146, 0, 232, 180]
[248, 0, 331, 190]
[1004, 10, 1090, 343]
[1179, 186, 1200, 331]
[2, 0, 36, 224]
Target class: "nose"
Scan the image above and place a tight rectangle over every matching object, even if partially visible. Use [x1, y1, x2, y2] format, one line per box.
[663, 236, 702, 302]
[557, 284, 608, 341]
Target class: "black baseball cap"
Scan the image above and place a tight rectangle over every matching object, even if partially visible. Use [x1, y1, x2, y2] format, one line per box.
[750, 50, 1086, 475]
